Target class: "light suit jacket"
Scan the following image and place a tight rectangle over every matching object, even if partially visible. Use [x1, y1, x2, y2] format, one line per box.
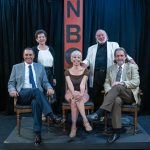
[83, 41, 132, 87]
[104, 63, 140, 104]
[8, 62, 52, 93]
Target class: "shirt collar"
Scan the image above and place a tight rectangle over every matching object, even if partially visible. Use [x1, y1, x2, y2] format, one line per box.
[24, 62, 34, 67]
[117, 63, 125, 69]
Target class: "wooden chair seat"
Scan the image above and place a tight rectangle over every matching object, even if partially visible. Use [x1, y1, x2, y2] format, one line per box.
[62, 101, 94, 131]
[15, 104, 32, 109]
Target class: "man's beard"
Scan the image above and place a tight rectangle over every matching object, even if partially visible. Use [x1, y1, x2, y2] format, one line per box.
[117, 60, 125, 66]
[96, 38, 107, 44]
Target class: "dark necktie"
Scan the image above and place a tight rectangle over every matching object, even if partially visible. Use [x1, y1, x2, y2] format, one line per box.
[116, 66, 122, 82]
[29, 65, 36, 88]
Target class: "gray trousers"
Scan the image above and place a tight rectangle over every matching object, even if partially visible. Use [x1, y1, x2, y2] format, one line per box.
[101, 85, 135, 128]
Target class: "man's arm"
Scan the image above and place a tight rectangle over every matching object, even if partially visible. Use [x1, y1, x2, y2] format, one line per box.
[82, 47, 91, 67]
[8, 65, 18, 95]
[123, 64, 140, 88]
[41, 65, 53, 90]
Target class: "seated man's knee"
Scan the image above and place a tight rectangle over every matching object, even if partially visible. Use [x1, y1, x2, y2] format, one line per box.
[113, 84, 124, 90]
[114, 97, 122, 106]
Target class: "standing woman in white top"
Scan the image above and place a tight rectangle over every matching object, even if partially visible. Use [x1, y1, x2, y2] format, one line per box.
[32, 29, 56, 88]
[32, 29, 57, 117]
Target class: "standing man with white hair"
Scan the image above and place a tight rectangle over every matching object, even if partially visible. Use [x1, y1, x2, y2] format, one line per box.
[83, 29, 134, 110]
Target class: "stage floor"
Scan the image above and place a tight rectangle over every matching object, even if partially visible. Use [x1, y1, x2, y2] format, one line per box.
[4, 117, 150, 149]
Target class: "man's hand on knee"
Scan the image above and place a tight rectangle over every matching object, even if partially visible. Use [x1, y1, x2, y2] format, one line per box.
[47, 89, 54, 96]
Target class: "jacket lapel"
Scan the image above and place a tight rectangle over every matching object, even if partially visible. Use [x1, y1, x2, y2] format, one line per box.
[33, 63, 38, 83]
[92, 44, 98, 62]
[112, 64, 118, 83]
[122, 63, 128, 81]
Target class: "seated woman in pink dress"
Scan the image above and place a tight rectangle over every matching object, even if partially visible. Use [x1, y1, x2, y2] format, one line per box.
[65, 50, 92, 138]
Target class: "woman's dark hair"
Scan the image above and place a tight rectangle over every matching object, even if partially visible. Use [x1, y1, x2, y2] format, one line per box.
[35, 29, 47, 39]
[114, 47, 129, 63]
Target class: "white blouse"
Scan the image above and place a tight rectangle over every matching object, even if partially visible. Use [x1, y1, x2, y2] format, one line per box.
[38, 47, 53, 67]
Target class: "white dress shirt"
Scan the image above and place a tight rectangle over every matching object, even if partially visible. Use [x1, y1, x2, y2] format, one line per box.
[23, 62, 37, 88]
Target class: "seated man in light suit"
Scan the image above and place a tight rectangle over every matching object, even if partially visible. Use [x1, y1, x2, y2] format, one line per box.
[87, 47, 140, 144]
[8, 48, 62, 146]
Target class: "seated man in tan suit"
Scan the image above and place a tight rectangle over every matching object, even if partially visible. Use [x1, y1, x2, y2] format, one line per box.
[87, 47, 140, 144]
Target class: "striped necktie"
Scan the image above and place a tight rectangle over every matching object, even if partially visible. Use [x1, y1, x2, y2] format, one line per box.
[116, 66, 122, 82]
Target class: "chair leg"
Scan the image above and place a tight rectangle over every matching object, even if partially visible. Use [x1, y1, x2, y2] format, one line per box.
[134, 110, 138, 134]
[62, 108, 66, 131]
[47, 116, 51, 132]
[91, 108, 94, 113]
[87, 109, 89, 115]
[16, 112, 21, 136]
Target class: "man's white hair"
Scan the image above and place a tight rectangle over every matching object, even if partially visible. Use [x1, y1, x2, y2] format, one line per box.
[95, 29, 108, 43]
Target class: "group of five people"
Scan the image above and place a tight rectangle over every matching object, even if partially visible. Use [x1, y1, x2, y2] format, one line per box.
[8, 29, 140, 145]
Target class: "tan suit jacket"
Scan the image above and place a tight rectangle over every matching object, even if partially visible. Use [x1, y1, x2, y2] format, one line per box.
[104, 63, 140, 104]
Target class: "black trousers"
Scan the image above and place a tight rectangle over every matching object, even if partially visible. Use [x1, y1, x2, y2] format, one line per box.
[44, 67, 57, 112]
[89, 69, 106, 110]
[44, 67, 53, 86]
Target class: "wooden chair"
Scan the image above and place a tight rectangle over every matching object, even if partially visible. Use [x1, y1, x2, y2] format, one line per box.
[62, 100, 94, 131]
[62, 101, 94, 131]
[14, 96, 52, 136]
[104, 91, 142, 134]
[14, 97, 32, 136]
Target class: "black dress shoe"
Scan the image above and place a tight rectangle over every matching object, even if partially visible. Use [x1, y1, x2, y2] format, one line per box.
[34, 134, 41, 146]
[87, 113, 100, 122]
[49, 114, 63, 124]
[107, 133, 120, 144]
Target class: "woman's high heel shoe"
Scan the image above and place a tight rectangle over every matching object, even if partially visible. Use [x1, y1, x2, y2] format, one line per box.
[83, 122, 92, 132]
[69, 127, 77, 138]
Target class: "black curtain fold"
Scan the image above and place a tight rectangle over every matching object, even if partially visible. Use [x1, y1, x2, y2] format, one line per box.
[0, 0, 64, 113]
[83, 0, 144, 62]
[138, 0, 150, 112]
[0, 0, 150, 114]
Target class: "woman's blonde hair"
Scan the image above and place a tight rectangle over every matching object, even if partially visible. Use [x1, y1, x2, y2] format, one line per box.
[71, 50, 82, 56]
